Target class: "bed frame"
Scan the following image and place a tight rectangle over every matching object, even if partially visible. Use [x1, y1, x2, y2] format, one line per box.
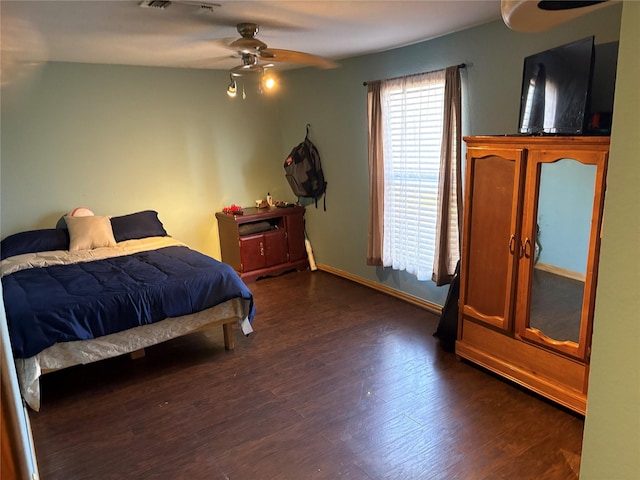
[15, 296, 252, 411]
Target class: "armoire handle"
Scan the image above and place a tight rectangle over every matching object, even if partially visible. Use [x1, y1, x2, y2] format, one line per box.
[522, 237, 532, 258]
[508, 234, 516, 255]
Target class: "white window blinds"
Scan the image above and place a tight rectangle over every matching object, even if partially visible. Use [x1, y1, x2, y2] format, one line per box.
[381, 70, 446, 281]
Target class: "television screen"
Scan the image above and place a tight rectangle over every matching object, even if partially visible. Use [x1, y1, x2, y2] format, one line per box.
[518, 36, 595, 135]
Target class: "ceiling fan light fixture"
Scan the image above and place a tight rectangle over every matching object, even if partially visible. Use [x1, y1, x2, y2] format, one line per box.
[226, 75, 237, 98]
[262, 70, 277, 91]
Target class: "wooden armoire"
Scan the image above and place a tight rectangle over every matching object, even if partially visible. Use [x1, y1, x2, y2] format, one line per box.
[456, 135, 609, 415]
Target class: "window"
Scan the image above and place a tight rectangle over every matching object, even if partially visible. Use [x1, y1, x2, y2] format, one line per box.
[367, 67, 461, 285]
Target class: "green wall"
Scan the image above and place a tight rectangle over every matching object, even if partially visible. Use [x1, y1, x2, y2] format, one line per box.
[581, 2, 640, 478]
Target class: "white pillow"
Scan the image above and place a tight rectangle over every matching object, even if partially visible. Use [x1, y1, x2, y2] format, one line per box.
[65, 215, 117, 251]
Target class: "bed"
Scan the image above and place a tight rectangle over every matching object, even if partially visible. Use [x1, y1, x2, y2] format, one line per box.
[1, 210, 255, 411]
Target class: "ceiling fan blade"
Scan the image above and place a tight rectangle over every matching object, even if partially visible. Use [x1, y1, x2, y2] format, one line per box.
[260, 48, 338, 69]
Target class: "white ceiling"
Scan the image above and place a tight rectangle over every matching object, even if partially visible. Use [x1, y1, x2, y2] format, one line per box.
[1, 0, 503, 73]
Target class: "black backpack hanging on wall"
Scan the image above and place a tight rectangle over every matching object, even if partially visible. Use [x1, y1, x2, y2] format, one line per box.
[284, 124, 327, 210]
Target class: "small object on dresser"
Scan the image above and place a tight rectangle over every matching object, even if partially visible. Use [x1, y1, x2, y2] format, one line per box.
[222, 204, 243, 215]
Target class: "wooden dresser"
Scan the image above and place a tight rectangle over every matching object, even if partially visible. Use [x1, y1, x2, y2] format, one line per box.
[456, 135, 609, 414]
[216, 206, 309, 282]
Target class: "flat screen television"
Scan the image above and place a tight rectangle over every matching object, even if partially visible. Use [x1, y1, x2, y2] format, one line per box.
[518, 36, 595, 135]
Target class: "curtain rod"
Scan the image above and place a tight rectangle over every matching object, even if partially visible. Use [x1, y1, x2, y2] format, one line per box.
[362, 63, 466, 86]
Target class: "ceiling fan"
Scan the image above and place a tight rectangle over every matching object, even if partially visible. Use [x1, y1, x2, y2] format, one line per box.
[224, 22, 338, 74]
[138, 2, 338, 71]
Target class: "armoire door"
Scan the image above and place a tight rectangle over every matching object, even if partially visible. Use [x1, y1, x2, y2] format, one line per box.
[515, 145, 609, 361]
[459, 147, 526, 331]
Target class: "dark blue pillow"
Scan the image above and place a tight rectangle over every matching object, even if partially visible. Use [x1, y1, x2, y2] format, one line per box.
[110, 210, 168, 242]
[1, 229, 70, 260]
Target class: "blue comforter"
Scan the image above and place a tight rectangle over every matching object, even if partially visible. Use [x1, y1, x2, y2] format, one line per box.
[2, 246, 255, 358]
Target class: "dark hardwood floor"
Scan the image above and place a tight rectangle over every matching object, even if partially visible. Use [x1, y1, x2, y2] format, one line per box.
[28, 270, 584, 480]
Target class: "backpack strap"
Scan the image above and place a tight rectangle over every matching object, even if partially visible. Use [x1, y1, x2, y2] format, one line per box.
[313, 191, 327, 211]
